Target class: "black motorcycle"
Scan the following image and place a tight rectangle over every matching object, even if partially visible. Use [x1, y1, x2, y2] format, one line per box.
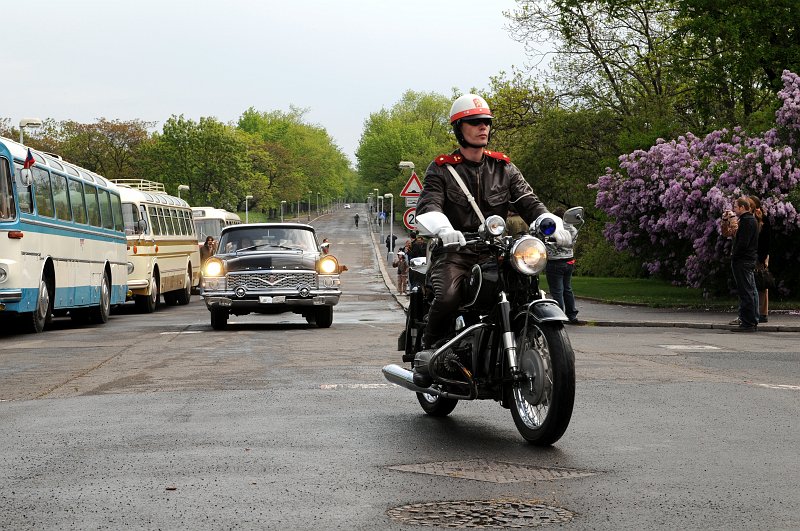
[382, 208, 583, 445]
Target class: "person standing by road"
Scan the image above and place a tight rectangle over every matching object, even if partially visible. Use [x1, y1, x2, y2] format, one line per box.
[729, 197, 759, 332]
[354, 213, 359, 228]
[393, 251, 409, 294]
[385, 233, 397, 254]
[749, 196, 771, 323]
[545, 207, 579, 324]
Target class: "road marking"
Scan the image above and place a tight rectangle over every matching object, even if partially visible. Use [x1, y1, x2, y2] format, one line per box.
[159, 331, 202, 335]
[320, 383, 394, 390]
[754, 384, 800, 391]
[658, 345, 721, 350]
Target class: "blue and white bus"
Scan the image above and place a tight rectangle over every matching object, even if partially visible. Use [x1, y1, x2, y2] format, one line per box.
[0, 137, 128, 333]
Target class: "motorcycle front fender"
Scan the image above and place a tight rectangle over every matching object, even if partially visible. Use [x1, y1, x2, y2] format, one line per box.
[517, 299, 568, 324]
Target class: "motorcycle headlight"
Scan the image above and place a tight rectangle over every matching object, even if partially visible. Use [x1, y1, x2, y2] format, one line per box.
[510, 236, 548, 275]
[531, 213, 563, 237]
[482, 215, 506, 237]
[319, 256, 339, 275]
[204, 257, 224, 277]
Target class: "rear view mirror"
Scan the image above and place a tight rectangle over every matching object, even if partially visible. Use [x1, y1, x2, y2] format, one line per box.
[563, 206, 584, 226]
[19, 168, 32, 187]
[137, 219, 148, 234]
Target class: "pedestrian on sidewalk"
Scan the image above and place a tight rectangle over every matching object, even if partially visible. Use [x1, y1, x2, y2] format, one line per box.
[393, 251, 409, 294]
[545, 207, 579, 324]
[749, 196, 771, 323]
[354, 213, 359, 228]
[385, 233, 397, 253]
[729, 196, 759, 332]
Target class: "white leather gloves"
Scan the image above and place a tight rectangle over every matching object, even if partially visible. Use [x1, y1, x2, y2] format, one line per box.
[553, 228, 573, 247]
[437, 228, 467, 248]
[415, 211, 466, 249]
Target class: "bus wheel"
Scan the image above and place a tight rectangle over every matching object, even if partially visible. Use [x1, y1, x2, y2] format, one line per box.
[90, 273, 111, 324]
[175, 266, 192, 305]
[27, 274, 53, 333]
[135, 273, 159, 313]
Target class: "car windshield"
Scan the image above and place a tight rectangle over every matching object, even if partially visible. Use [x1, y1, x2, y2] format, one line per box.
[218, 227, 317, 253]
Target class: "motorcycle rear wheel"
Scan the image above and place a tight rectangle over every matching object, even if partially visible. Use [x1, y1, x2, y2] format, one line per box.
[416, 392, 458, 416]
[507, 321, 575, 446]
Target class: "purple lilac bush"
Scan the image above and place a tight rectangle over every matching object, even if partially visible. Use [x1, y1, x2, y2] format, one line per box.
[594, 71, 800, 294]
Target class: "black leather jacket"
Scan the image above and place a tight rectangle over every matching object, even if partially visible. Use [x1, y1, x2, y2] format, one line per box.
[416, 149, 548, 232]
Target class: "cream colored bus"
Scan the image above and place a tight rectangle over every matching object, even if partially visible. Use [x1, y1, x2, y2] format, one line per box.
[114, 179, 200, 313]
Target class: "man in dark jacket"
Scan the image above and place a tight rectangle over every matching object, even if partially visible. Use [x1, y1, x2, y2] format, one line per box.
[414, 93, 570, 349]
[730, 196, 759, 332]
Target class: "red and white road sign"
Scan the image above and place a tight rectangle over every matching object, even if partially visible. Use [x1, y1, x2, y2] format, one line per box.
[403, 207, 417, 230]
[400, 171, 423, 197]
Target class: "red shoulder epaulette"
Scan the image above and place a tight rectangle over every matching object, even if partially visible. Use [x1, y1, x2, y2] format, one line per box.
[484, 150, 511, 163]
[434, 153, 464, 166]
[433, 151, 511, 166]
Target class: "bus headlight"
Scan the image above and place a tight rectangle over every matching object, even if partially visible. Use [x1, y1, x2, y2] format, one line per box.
[510, 236, 548, 275]
[318, 256, 339, 275]
[127, 261, 135, 275]
[0, 265, 7, 283]
[204, 258, 224, 277]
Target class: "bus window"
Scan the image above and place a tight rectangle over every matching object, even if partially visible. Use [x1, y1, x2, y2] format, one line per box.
[182, 210, 193, 236]
[148, 206, 161, 235]
[13, 163, 33, 213]
[0, 158, 15, 220]
[121, 202, 139, 235]
[111, 193, 124, 233]
[99, 189, 113, 229]
[85, 184, 101, 227]
[68, 178, 87, 224]
[52, 173, 72, 221]
[33, 167, 55, 218]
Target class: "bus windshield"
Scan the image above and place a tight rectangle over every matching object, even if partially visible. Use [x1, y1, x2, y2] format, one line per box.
[0, 158, 15, 221]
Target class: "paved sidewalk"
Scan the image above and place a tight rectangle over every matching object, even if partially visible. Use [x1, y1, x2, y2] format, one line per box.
[367, 216, 800, 332]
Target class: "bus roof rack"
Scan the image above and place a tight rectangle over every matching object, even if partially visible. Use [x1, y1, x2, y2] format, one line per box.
[112, 179, 166, 192]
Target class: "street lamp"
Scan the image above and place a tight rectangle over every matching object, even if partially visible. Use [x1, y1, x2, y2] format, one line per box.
[280, 200, 286, 222]
[307, 191, 312, 221]
[384, 193, 394, 260]
[316, 192, 320, 216]
[19, 117, 43, 144]
[245, 195, 253, 223]
[177, 184, 189, 199]
[398, 161, 415, 170]
[378, 195, 384, 242]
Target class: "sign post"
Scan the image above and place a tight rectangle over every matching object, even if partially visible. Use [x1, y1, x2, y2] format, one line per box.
[400, 171, 422, 232]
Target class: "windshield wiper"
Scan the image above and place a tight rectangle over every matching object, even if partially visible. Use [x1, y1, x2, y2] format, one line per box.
[237, 243, 301, 253]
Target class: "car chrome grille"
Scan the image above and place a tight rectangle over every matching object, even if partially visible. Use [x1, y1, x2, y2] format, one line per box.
[226, 271, 316, 291]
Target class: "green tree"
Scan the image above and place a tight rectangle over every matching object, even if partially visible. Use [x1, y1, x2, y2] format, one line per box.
[356, 90, 452, 196]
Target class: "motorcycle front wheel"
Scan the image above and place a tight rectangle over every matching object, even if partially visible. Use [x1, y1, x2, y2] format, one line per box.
[507, 320, 575, 445]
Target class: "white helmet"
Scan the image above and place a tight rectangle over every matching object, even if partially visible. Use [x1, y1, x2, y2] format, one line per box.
[449, 94, 493, 124]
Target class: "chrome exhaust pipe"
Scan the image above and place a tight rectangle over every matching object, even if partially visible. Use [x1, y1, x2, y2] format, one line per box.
[382, 364, 441, 396]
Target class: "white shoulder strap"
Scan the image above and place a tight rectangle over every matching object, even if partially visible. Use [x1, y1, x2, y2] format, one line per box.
[445, 164, 485, 224]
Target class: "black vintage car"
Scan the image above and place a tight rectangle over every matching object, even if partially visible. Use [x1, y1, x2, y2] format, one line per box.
[201, 223, 342, 330]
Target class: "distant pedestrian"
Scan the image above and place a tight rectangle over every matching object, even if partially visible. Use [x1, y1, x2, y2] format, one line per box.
[729, 196, 759, 332]
[354, 213, 359, 228]
[321, 238, 330, 254]
[393, 251, 409, 294]
[385, 233, 397, 253]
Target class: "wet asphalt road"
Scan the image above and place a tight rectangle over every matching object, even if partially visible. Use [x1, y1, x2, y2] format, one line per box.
[1, 206, 799, 529]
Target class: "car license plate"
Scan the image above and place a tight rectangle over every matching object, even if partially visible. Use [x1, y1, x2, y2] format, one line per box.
[273, 296, 285, 303]
[259, 296, 272, 304]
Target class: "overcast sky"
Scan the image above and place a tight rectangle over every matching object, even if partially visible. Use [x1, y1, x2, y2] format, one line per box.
[6, 0, 535, 164]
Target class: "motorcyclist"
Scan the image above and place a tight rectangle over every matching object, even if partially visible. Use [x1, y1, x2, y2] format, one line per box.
[415, 93, 572, 350]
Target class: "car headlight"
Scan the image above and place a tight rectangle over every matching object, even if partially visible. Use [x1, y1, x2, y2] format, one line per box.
[509, 236, 548, 275]
[0, 265, 7, 283]
[319, 256, 339, 275]
[204, 258, 224, 277]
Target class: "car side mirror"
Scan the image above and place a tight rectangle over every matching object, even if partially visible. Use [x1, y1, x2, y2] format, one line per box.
[19, 168, 32, 187]
[563, 206, 584, 226]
